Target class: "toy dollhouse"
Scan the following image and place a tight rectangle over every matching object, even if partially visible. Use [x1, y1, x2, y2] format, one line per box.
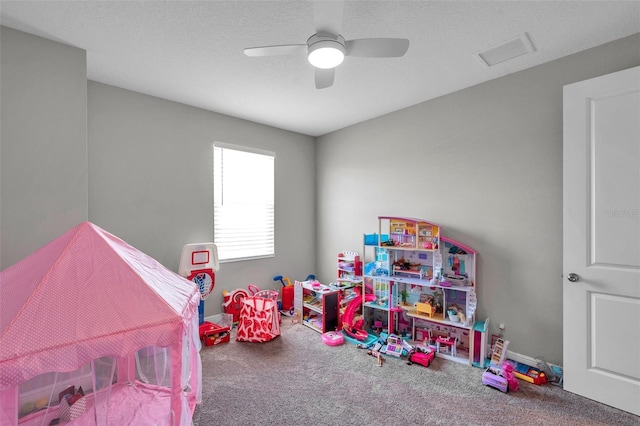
[361, 216, 481, 366]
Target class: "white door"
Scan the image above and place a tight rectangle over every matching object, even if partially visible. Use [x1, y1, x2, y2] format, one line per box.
[563, 66, 640, 415]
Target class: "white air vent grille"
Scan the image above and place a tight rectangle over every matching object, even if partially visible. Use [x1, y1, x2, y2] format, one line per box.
[477, 33, 536, 67]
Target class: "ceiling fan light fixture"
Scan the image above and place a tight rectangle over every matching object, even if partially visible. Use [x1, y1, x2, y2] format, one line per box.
[307, 36, 345, 69]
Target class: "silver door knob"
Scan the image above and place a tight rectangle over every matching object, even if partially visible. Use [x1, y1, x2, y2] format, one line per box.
[567, 273, 580, 282]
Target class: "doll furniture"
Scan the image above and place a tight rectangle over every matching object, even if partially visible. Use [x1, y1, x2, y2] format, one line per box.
[415, 302, 435, 318]
[436, 336, 458, 356]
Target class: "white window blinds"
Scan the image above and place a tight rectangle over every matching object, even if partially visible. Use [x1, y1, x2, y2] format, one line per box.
[213, 144, 275, 261]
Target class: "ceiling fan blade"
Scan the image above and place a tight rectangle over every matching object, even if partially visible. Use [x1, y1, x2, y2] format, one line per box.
[315, 68, 335, 89]
[244, 44, 306, 57]
[313, 0, 343, 36]
[345, 38, 410, 57]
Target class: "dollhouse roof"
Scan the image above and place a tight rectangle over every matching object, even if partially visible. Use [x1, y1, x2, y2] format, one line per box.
[0, 221, 200, 389]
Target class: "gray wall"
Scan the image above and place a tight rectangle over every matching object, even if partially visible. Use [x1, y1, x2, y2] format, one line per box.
[1, 27, 88, 269]
[315, 33, 640, 365]
[88, 82, 316, 318]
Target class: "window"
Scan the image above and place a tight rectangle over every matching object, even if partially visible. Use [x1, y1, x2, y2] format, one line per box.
[213, 143, 274, 261]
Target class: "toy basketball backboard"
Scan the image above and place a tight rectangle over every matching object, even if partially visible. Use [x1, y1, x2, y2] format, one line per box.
[179, 243, 219, 277]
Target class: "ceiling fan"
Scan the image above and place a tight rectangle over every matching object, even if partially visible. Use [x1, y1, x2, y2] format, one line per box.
[243, 0, 410, 89]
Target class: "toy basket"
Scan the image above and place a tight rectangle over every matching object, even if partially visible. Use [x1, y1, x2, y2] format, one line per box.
[236, 290, 281, 343]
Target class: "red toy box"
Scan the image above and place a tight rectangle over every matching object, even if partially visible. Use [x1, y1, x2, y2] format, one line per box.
[199, 322, 230, 347]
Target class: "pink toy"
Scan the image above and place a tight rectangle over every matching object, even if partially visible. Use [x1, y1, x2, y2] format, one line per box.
[341, 288, 376, 340]
[321, 331, 344, 346]
[482, 337, 514, 393]
[407, 347, 435, 368]
[502, 362, 519, 392]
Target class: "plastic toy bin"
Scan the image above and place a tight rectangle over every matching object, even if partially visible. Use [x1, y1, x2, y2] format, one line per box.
[199, 322, 230, 347]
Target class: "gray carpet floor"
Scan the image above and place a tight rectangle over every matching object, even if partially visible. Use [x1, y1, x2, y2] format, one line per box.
[194, 320, 638, 425]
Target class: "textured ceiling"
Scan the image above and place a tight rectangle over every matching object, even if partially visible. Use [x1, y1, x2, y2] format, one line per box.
[1, 1, 639, 136]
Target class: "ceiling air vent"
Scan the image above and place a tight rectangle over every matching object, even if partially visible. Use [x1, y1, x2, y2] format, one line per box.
[476, 32, 536, 67]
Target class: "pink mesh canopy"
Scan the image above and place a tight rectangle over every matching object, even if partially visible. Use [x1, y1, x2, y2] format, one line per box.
[0, 221, 201, 425]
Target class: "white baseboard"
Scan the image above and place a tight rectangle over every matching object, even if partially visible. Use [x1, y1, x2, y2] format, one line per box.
[507, 350, 561, 370]
[204, 314, 223, 324]
[506, 350, 538, 367]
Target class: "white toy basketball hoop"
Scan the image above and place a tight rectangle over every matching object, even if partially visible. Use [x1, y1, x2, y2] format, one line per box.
[188, 269, 215, 300]
[179, 243, 219, 301]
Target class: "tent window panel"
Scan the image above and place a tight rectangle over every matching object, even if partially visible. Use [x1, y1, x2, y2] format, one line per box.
[18, 363, 95, 419]
[135, 346, 171, 387]
[213, 144, 275, 262]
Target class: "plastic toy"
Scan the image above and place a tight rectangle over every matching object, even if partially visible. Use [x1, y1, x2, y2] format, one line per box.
[273, 274, 293, 288]
[436, 335, 457, 356]
[179, 242, 220, 325]
[372, 320, 383, 334]
[370, 350, 383, 366]
[321, 331, 344, 346]
[384, 334, 404, 357]
[275, 274, 294, 312]
[472, 319, 490, 368]
[222, 288, 250, 324]
[482, 366, 509, 392]
[507, 360, 548, 385]
[482, 361, 518, 392]
[482, 337, 515, 392]
[341, 288, 376, 341]
[536, 358, 563, 386]
[502, 362, 519, 391]
[199, 322, 231, 347]
[407, 347, 435, 367]
[358, 344, 383, 366]
[415, 301, 435, 318]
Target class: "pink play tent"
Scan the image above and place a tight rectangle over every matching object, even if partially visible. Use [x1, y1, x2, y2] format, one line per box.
[0, 222, 202, 425]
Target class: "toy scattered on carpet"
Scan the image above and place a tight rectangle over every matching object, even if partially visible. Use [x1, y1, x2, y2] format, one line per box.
[199, 322, 231, 347]
[368, 349, 383, 366]
[506, 359, 548, 385]
[482, 337, 519, 393]
[356, 343, 383, 366]
[406, 346, 435, 368]
[321, 331, 344, 346]
[274, 274, 294, 314]
[352, 332, 434, 368]
[502, 362, 519, 391]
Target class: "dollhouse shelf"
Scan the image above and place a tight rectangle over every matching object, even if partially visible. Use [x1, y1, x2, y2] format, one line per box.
[336, 278, 363, 286]
[367, 274, 475, 290]
[406, 311, 473, 330]
[364, 301, 390, 311]
[336, 251, 363, 286]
